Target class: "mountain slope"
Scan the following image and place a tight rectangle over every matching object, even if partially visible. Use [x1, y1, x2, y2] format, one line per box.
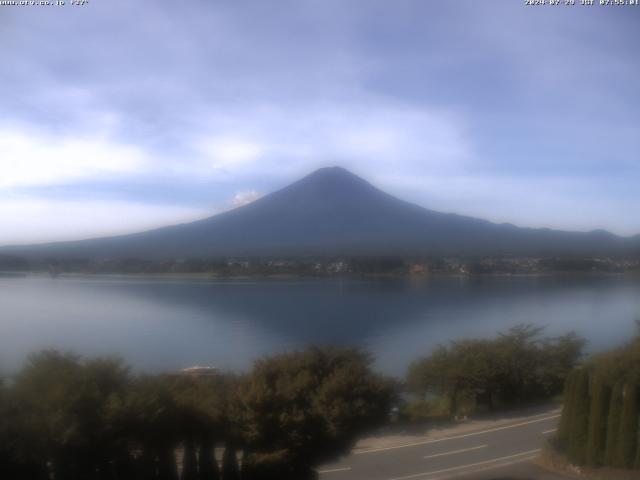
[3, 167, 637, 258]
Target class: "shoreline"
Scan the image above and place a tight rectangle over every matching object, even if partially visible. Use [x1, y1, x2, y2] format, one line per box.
[1, 270, 637, 282]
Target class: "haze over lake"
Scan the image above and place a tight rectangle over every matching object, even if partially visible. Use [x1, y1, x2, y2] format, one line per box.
[1, 274, 638, 376]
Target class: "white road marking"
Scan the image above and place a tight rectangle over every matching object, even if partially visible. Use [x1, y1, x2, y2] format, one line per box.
[387, 449, 541, 480]
[318, 466, 352, 474]
[423, 445, 487, 459]
[542, 428, 557, 434]
[356, 414, 560, 454]
[427, 454, 539, 480]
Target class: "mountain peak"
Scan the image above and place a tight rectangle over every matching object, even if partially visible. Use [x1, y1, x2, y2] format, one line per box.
[304, 166, 360, 181]
[311, 165, 351, 174]
[295, 166, 374, 190]
[3, 166, 633, 258]
[274, 166, 386, 205]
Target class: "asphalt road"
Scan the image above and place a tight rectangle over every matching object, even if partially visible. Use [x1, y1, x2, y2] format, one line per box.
[318, 408, 569, 480]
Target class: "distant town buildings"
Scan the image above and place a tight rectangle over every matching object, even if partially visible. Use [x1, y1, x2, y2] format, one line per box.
[2, 253, 639, 276]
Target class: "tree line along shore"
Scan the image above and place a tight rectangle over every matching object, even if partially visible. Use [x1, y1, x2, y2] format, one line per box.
[1, 254, 639, 277]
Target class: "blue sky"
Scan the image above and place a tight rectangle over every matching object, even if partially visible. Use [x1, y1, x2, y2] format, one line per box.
[1, 0, 638, 244]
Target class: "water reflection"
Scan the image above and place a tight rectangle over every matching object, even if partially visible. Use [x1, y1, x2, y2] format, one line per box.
[0, 275, 638, 376]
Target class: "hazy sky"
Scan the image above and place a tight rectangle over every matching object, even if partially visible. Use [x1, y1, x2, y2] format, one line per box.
[1, 1, 638, 244]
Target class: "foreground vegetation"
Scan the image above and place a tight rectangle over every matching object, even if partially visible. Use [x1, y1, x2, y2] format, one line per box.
[0, 347, 394, 480]
[406, 325, 585, 419]
[556, 324, 640, 470]
[0, 325, 592, 479]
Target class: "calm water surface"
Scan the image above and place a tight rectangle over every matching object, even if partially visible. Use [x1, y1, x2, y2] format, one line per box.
[1, 274, 639, 376]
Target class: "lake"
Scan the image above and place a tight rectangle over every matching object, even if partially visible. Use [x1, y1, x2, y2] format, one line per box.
[1, 274, 639, 376]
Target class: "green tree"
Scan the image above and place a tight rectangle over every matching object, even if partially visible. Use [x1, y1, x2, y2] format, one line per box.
[167, 374, 231, 480]
[615, 382, 639, 468]
[567, 368, 590, 465]
[586, 373, 610, 466]
[238, 347, 394, 479]
[604, 381, 624, 466]
[182, 441, 198, 480]
[0, 374, 25, 479]
[221, 446, 240, 480]
[494, 325, 546, 404]
[538, 332, 586, 396]
[241, 450, 297, 480]
[199, 441, 220, 480]
[119, 376, 182, 480]
[11, 351, 130, 480]
[557, 370, 578, 449]
[407, 325, 584, 416]
[408, 345, 464, 416]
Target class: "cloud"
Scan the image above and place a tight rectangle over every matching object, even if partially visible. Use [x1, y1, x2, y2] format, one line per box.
[199, 137, 266, 172]
[377, 172, 639, 236]
[0, 0, 637, 240]
[0, 198, 209, 245]
[0, 126, 148, 188]
[183, 101, 469, 182]
[230, 190, 262, 209]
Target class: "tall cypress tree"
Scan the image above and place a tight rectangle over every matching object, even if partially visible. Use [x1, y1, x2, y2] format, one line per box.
[199, 439, 220, 480]
[157, 446, 179, 480]
[182, 441, 198, 480]
[615, 382, 639, 468]
[557, 370, 578, 449]
[221, 446, 240, 480]
[605, 382, 624, 466]
[586, 374, 610, 466]
[567, 368, 590, 465]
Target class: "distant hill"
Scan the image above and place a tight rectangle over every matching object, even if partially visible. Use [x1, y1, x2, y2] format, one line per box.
[3, 167, 638, 258]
